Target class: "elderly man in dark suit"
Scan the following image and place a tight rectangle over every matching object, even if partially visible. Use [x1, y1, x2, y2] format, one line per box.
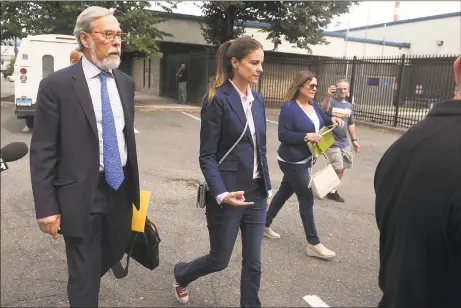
[374, 56, 461, 307]
[30, 6, 140, 307]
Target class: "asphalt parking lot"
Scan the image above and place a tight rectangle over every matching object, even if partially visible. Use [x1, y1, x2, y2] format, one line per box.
[1, 103, 402, 307]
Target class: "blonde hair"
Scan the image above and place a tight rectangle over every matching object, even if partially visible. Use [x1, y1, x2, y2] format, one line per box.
[282, 70, 316, 102]
[207, 36, 263, 104]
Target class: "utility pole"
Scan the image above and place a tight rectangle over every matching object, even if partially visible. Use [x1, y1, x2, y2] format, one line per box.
[14, 37, 18, 57]
[343, 19, 350, 58]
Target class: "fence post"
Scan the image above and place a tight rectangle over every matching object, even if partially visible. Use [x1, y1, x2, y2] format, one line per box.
[258, 72, 263, 93]
[204, 47, 209, 101]
[349, 56, 357, 104]
[393, 54, 406, 127]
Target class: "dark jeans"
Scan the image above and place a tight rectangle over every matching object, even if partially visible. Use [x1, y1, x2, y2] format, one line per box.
[265, 160, 320, 245]
[175, 179, 267, 308]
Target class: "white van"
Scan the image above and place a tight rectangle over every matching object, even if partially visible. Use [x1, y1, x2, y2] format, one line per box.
[14, 34, 79, 129]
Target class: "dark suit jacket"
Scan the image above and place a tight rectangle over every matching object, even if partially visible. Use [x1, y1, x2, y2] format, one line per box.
[374, 99, 461, 307]
[277, 100, 333, 162]
[30, 60, 140, 238]
[199, 82, 272, 200]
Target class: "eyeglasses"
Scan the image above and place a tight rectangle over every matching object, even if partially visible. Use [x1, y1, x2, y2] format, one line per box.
[90, 31, 127, 41]
[308, 84, 318, 89]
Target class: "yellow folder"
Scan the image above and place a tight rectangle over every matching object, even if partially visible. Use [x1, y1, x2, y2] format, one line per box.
[307, 124, 337, 159]
[132, 190, 151, 232]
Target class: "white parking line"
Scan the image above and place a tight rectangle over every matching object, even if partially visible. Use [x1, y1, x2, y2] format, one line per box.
[182, 112, 201, 122]
[182, 111, 279, 126]
[303, 295, 329, 307]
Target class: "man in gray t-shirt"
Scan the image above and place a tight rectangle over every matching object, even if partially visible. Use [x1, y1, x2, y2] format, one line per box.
[320, 79, 360, 203]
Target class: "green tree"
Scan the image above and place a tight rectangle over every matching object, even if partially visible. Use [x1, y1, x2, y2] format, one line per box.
[3, 56, 16, 78]
[0, 1, 178, 56]
[198, 1, 359, 52]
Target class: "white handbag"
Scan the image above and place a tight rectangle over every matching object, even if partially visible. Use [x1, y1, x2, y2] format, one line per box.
[308, 153, 340, 199]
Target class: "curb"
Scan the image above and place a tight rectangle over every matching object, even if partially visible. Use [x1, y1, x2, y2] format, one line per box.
[266, 109, 282, 116]
[1, 101, 15, 109]
[135, 105, 200, 113]
[2, 100, 409, 135]
[354, 120, 407, 134]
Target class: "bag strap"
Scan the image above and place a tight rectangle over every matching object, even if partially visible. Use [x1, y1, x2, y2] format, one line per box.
[307, 123, 338, 188]
[217, 101, 253, 166]
[111, 232, 139, 279]
[112, 219, 160, 279]
[320, 123, 338, 136]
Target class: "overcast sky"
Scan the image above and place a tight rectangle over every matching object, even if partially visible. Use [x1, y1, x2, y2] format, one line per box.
[149, 1, 460, 30]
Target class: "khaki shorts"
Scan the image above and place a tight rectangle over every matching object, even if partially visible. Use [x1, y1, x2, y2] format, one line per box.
[325, 146, 353, 171]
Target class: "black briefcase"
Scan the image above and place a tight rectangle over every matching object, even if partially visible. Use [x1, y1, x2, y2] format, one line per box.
[112, 217, 161, 278]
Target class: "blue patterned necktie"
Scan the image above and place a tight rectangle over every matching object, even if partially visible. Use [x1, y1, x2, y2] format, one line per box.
[100, 72, 124, 190]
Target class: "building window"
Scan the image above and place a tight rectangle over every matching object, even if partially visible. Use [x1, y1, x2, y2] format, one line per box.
[42, 55, 54, 78]
[367, 77, 380, 86]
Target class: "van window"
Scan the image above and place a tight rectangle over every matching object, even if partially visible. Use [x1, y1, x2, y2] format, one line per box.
[42, 55, 54, 78]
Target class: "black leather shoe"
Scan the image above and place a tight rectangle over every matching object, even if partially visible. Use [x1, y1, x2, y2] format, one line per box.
[327, 191, 345, 203]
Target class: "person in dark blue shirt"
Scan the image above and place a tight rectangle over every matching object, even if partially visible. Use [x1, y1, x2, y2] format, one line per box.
[320, 80, 360, 203]
[264, 70, 344, 260]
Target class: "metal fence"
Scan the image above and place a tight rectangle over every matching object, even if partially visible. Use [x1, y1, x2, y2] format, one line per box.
[161, 49, 458, 128]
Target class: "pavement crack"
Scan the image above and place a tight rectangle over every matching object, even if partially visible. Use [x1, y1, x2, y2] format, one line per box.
[2, 224, 36, 231]
[2, 293, 63, 307]
[318, 203, 376, 217]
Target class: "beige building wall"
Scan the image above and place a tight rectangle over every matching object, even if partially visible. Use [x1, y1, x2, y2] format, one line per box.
[153, 17, 406, 56]
[244, 27, 407, 57]
[155, 18, 209, 46]
[132, 56, 161, 95]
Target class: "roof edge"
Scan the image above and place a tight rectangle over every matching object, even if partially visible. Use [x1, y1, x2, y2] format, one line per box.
[334, 11, 461, 33]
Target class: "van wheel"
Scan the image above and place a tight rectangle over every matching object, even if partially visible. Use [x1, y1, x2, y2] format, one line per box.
[26, 117, 34, 129]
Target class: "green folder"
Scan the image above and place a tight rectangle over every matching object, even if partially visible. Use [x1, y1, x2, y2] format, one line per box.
[307, 125, 337, 159]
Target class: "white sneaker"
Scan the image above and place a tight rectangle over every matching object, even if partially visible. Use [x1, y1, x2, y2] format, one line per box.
[264, 227, 281, 239]
[306, 243, 336, 260]
[173, 280, 189, 304]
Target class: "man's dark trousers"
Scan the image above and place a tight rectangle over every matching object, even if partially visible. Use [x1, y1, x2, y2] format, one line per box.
[63, 172, 132, 307]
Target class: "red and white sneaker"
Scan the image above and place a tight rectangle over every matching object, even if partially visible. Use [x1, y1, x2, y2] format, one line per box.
[173, 281, 189, 304]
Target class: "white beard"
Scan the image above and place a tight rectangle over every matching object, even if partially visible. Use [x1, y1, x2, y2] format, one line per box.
[89, 39, 121, 71]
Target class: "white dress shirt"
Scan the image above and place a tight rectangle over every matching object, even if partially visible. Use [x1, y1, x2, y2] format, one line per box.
[216, 80, 272, 204]
[81, 56, 127, 171]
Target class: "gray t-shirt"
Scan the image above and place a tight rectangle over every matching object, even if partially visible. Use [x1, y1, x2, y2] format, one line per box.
[326, 97, 354, 148]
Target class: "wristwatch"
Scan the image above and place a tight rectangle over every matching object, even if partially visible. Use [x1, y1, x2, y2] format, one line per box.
[352, 138, 358, 142]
